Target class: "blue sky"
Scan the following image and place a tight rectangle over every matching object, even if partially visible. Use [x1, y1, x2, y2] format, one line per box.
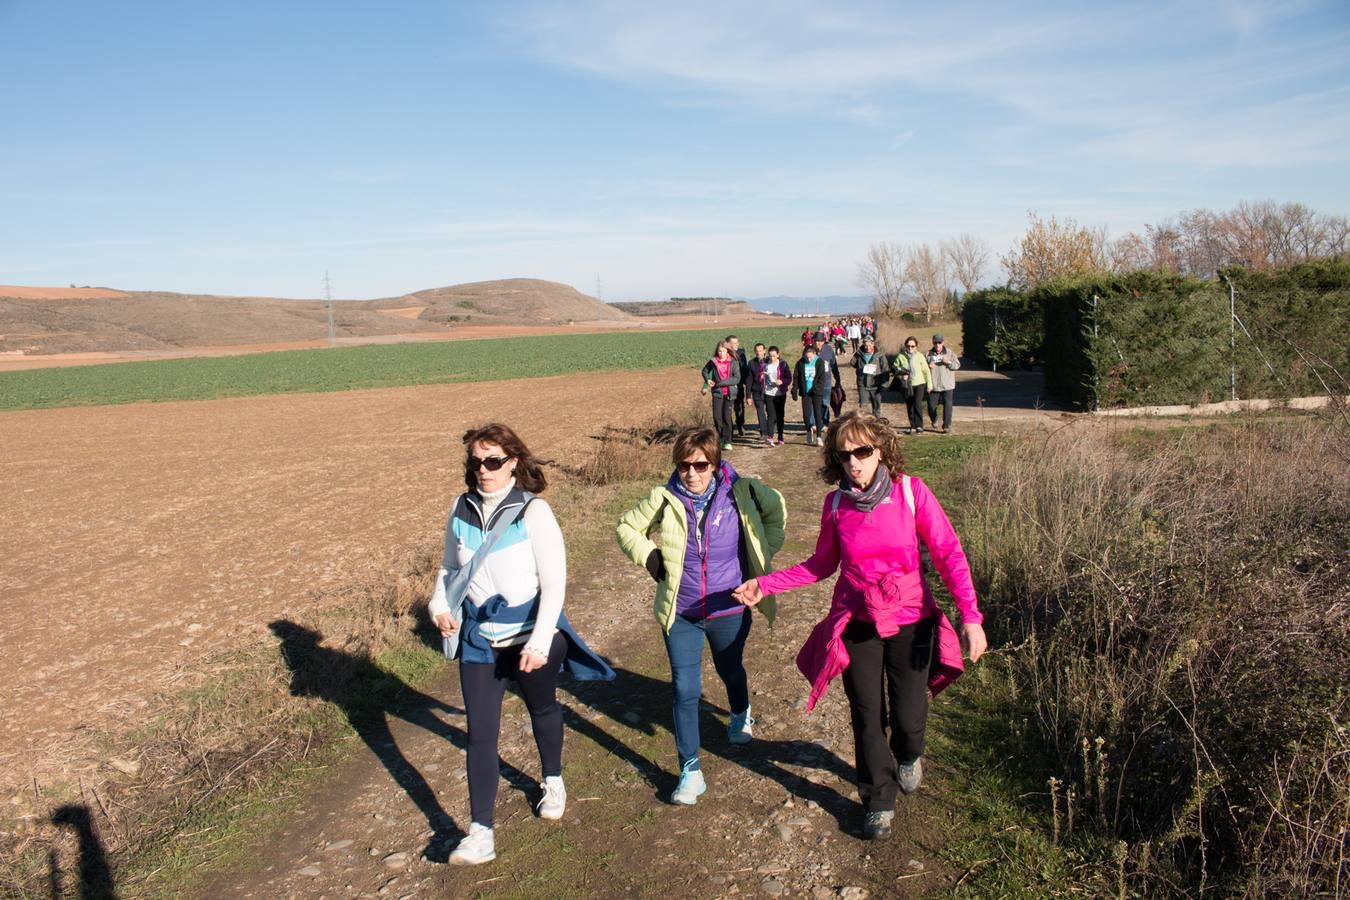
[2, 1, 1347, 300]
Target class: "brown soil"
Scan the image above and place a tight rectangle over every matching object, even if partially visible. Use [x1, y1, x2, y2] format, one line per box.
[0, 368, 703, 803]
[378, 306, 428, 320]
[0, 286, 128, 299]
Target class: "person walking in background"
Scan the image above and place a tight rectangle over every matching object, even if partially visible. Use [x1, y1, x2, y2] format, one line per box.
[615, 427, 786, 805]
[898, 336, 931, 435]
[793, 343, 829, 446]
[926, 334, 960, 434]
[853, 334, 890, 417]
[702, 340, 741, 450]
[430, 423, 614, 865]
[726, 335, 750, 438]
[761, 345, 791, 445]
[732, 411, 986, 841]
[747, 342, 772, 446]
[812, 331, 842, 428]
[846, 318, 862, 354]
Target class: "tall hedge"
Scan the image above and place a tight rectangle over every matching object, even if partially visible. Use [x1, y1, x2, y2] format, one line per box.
[1225, 259, 1350, 399]
[1040, 272, 1227, 409]
[961, 286, 1041, 369]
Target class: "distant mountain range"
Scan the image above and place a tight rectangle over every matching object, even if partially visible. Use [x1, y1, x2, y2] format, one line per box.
[741, 295, 874, 316]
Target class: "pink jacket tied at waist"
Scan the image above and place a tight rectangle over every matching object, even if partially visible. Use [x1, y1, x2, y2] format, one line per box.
[756, 476, 982, 711]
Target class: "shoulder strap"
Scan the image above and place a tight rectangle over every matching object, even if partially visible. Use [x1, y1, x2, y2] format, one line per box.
[445, 492, 534, 591]
[902, 475, 915, 516]
[830, 489, 843, 515]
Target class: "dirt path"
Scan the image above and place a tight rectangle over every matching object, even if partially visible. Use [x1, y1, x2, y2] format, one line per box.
[206, 384, 1062, 899]
[205, 435, 967, 899]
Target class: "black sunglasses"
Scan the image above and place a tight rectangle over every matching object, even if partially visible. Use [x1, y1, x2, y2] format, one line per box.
[470, 455, 512, 472]
[676, 460, 712, 474]
[835, 445, 877, 462]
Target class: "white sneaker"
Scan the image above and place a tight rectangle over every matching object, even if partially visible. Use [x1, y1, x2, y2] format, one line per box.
[671, 765, 707, 805]
[448, 822, 495, 865]
[536, 775, 566, 820]
[727, 706, 755, 745]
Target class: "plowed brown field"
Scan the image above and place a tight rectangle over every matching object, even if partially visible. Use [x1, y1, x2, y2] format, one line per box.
[0, 369, 695, 800]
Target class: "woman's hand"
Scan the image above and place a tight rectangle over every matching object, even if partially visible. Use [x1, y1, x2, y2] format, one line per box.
[519, 646, 548, 673]
[433, 611, 458, 637]
[732, 579, 763, 607]
[961, 622, 987, 663]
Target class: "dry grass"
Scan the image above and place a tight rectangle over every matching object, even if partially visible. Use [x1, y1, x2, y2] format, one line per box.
[961, 415, 1349, 896]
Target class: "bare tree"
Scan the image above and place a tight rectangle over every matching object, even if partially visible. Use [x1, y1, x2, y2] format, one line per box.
[856, 241, 908, 316]
[1001, 212, 1104, 290]
[942, 233, 990, 295]
[907, 242, 949, 322]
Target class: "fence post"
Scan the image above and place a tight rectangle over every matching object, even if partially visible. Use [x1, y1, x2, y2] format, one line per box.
[1220, 273, 1236, 401]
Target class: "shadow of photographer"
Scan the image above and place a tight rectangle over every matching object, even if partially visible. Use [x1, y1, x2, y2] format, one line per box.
[49, 803, 116, 900]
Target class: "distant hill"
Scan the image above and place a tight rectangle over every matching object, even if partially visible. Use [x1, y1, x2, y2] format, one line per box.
[372, 278, 629, 325]
[609, 298, 761, 317]
[0, 279, 628, 354]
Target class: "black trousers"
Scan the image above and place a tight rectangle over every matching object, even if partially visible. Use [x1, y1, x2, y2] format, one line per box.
[752, 391, 770, 438]
[712, 392, 734, 443]
[800, 393, 826, 434]
[840, 618, 934, 812]
[766, 393, 786, 440]
[906, 385, 928, 431]
[927, 389, 953, 429]
[460, 631, 566, 827]
[733, 385, 746, 432]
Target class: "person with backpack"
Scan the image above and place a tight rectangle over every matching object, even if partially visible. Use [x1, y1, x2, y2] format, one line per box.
[852, 334, 890, 417]
[732, 411, 987, 841]
[615, 427, 786, 805]
[430, 423, 614, 865]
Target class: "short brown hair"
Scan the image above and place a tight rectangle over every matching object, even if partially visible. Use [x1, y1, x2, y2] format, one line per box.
[461, 422, 548, 493]
[816, 411, 906, 485]
[671, 426, 721, 471]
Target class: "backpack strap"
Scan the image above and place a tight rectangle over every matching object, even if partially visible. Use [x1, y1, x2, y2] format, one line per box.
[901, 474, 915, 516]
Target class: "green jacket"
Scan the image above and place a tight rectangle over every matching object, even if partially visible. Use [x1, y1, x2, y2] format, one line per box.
[615, 476, 787, 632]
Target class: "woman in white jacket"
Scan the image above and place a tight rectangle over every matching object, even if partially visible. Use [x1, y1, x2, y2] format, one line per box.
[429, 422, 611, 865]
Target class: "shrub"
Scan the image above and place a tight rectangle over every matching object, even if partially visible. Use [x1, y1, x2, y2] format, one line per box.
[961, 286, 1041, 369]
[960, 419, 1349, 895]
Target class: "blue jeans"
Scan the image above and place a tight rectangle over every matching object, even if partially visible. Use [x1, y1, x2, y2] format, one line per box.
[663, 609, 752, 770]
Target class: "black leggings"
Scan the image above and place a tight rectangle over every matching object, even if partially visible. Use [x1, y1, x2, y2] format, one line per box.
[712, 392, 734, 443]
[460, 631, 566, 827]
[840, 618, 933, 812]
[907, 385, 928, 431]
[766, 393, 786, 440]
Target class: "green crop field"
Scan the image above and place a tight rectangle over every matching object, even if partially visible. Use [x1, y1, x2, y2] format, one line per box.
[0, 326, 814, 411]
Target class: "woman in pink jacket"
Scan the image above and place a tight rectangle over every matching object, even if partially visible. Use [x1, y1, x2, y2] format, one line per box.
[733, 411, 987, 841]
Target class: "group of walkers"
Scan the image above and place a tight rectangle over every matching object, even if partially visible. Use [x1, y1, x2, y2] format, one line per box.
[703, 327, 961, 448]
[430, 405, 987, 865]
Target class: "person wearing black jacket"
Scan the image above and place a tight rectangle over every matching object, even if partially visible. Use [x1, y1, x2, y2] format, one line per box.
[852, 335, 890, 416]
[701, 340, 742, 450]
[791, 344, 831, 446]
[726, 335, 751, 437]
[811, 331, 842, 427]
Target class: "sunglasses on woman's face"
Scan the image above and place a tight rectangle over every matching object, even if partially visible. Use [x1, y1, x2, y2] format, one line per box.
[470, 455, 512, 472]
[676, 460, 712, 474]
[835, 445, 877, 462]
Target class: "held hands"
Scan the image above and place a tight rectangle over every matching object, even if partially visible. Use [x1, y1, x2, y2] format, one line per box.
[960, 622, 987, 664]
[433, 611, 458, 637]
[732, 578, 763, 607]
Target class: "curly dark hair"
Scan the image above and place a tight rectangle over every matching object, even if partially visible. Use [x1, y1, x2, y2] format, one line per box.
[461, 422, 548, 493]
[816, 411, 906, 485]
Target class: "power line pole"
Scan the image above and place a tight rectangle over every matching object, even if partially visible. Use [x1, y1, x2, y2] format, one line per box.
[324, 271, 336, 348]
[595, 275, 602, 303]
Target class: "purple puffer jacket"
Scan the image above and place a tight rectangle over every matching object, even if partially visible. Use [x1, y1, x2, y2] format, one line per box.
[668, 461, 745, 619]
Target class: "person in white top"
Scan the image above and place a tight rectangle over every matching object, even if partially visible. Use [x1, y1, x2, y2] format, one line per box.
[428, 423, 575, 865]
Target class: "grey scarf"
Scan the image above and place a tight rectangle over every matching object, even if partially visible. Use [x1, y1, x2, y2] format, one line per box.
[841, 464, 893, 512]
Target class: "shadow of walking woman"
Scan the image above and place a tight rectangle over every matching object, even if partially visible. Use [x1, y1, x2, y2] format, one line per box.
[268, 619, 533, 863]
[49, 803, 116, 900]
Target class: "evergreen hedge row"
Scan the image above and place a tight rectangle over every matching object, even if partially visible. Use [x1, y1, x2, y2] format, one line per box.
[960, 287, 1042, 369]
[1001, 259, 1350, 410]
